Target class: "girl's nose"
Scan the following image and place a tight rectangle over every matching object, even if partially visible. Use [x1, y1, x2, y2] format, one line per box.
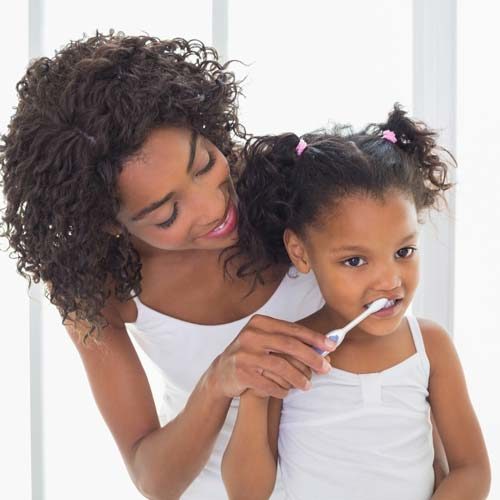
[372, 265, 403, 292]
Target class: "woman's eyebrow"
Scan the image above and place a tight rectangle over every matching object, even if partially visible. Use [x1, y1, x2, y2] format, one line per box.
[130, 130, 199, 222]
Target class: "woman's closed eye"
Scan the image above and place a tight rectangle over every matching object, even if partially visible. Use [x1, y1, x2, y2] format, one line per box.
[156, 153, 216, 229]
[195, 152, 216, 177]
[157, 202, 179, 229]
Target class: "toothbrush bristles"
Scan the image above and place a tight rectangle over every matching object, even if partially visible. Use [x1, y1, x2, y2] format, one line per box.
[369, 297, 390, 313]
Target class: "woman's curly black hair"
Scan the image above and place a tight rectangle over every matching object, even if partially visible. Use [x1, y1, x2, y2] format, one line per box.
[0, 30, 246, 341]
[231, 104, 455, 286]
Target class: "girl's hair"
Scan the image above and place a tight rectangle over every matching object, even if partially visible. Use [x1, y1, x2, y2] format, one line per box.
[231, 104, 455, 284]
[0, 30, 246, 341]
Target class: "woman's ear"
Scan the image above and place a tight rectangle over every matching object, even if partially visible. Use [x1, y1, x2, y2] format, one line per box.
[101, 223, 122, 237]
[283, 229, 311, 273]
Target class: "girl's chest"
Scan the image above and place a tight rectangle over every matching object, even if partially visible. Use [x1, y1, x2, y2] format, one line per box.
[330, 328, 417, 374]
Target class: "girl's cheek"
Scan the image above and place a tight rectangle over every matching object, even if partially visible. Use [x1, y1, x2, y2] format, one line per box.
[321, 283, 354, 307]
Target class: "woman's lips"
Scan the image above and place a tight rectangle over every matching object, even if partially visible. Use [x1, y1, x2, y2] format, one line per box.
[201, 199, 238, 239]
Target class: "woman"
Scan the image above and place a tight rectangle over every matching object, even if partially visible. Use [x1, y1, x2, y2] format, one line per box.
[0, 31, 447, 499]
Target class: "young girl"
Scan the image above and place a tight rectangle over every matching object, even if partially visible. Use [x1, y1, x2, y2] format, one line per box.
[221, 106, 491, 499]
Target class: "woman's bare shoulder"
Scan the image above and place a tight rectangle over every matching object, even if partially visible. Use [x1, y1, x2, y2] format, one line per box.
[43, 277, 137, 342]
[50, 281, 160, 470]
[113, 292, 139, 324]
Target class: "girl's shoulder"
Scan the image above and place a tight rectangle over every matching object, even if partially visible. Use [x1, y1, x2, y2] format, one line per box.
[416, 317, 454, 371]
[416, 317, 450, 342]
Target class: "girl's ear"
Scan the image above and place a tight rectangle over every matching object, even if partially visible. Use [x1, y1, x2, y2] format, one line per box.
[283, 229, 311, 273]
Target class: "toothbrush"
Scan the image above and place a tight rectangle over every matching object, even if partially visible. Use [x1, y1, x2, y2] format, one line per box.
[315, 297, 390, 356]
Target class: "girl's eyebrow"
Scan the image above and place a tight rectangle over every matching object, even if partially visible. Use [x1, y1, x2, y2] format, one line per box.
[330, 244, 369, 254]
[399, 231, 418, 245]
[330, 232, 418, 254]
[130, 130, 199, 222]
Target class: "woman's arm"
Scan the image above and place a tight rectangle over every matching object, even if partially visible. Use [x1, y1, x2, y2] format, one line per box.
[67, 300, 332, 500]
[222, 392, 283, 500]
[420, 319, 491, 500]
[66, 303, 232, 500]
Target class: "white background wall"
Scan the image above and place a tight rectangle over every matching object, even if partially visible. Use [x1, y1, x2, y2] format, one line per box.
[1, 1, 498, 499]
[0, 2, 32, 499]
[229, 0, 413, 134]
[455, 0, 500, 495]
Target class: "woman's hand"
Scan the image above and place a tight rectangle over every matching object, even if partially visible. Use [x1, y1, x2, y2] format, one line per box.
[245, 351, 333, 399]
[211, 314, 336, 399]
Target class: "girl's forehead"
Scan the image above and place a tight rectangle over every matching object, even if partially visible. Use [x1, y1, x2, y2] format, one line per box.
[312, 192, 419, 246]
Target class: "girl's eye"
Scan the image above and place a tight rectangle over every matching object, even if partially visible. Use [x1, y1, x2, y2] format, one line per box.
[342, 256, 366, 268]
[157, 202, 178, 229]
[396, 247, 417, 259]
[196, 153, 216, 176]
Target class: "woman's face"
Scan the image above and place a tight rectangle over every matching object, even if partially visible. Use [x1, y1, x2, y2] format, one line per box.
[117, 127, 239, 253]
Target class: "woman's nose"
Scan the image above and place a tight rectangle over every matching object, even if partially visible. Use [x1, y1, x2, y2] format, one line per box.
[190, 187, 227, 230]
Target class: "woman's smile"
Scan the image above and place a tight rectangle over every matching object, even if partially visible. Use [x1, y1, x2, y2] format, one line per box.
[198, 198, 238, 240]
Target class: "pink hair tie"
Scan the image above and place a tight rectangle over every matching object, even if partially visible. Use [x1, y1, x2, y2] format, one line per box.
[382, 130, 397, 144]
[295, 138, 308, 156]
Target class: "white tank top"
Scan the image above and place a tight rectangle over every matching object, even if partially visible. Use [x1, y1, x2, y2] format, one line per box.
[278, 314, 434, 500]
[124, 268, 324, 500]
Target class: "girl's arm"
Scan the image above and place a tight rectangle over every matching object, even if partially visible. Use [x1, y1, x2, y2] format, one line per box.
[420, 319, 491, 499]
[222, 392, 283, 500]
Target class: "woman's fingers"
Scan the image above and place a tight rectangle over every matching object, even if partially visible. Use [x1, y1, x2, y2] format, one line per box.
[249, 314, 336, 352]
[245, 328, 333, 374]
[260, 369, 293, 391]
[240, 352, 314, 391]
[238, 370, 289, 399]
[214, 314, 337, 399]
[282, 354, 313, 380]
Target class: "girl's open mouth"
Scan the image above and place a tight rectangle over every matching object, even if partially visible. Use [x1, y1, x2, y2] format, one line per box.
[365, 298, 404, 318]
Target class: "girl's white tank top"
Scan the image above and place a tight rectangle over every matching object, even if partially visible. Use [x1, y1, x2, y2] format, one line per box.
[278, 314, 435, 500]
[124, 268, 324, 499]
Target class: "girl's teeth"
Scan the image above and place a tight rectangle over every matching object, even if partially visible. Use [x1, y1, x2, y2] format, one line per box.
[364, 298, 400, 309]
